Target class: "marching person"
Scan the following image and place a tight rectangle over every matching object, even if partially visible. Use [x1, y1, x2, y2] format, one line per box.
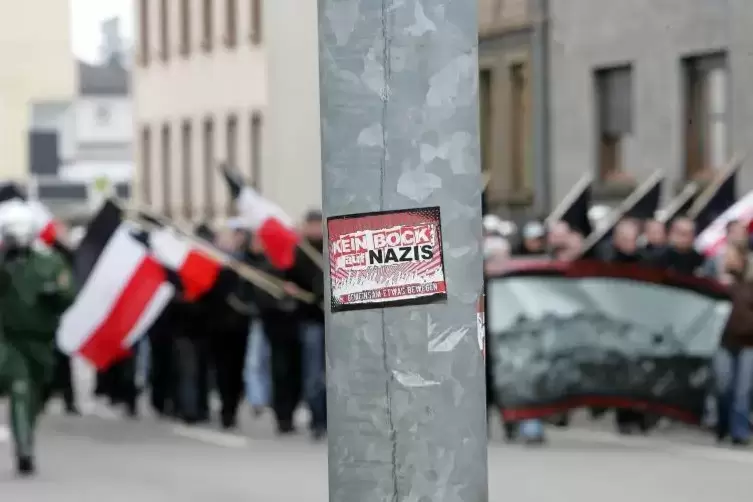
[601, 219, 653, 434]
[43, 348, 79, 415]
[298, 210, 327, 439]
[0, 202, 75, 476]
[714, 244, 753, 446]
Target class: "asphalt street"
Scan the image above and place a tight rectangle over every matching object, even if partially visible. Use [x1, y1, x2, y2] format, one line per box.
[0, 400, 751, 501]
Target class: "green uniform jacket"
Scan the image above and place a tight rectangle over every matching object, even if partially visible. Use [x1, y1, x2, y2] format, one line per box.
[0, 249, 76, 376]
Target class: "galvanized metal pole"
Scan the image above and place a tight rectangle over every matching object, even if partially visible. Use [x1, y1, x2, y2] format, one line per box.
[318, 1, 488, 501]
[531, 0, 551, 216]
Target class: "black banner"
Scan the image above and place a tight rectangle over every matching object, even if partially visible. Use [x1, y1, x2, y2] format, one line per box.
[487, 260, 732, 423]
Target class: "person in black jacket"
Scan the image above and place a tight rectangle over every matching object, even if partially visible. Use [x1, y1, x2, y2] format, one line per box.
[44, 349, 79, 415]
[640, 219, 667, 263]
[297, 210, 326, 439]
[602, 219, 653, 434]
[652, 217, 704, 275]
[240, 231, 309, 435]
[206, 228, 252, 429]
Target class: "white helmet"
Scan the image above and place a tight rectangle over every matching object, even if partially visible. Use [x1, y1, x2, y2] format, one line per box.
[0, 201, 38, 248]
[68, 226, 86, 247]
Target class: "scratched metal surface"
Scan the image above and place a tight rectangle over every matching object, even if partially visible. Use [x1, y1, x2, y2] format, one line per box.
[318, 1, 488, 500]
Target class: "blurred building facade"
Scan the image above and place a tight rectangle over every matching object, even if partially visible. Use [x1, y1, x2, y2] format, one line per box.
[547, 0, 753, 207]
[29, 18, 131, 220]
[478, 0, 548, 219]
[133, 0, 753, 223]
[0, 0, 76, 181]
[132, 0, 266, 223]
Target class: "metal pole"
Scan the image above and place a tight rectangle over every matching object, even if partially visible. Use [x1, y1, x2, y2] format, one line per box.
[531, 0, 551, 215]
[318, 1, 488, 501]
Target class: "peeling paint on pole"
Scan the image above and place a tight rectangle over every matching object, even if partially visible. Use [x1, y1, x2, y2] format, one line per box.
[318, 0, 488, 501]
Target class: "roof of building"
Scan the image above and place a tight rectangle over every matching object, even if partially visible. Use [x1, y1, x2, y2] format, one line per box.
[78, 58, 129, 96]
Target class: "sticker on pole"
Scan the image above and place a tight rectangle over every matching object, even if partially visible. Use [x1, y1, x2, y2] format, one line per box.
[477, 294, 485, 360]
[327, 207, 447, 312]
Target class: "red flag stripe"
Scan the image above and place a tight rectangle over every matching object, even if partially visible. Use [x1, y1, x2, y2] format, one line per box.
[77, 256, 167, 369]
[179, 250, 222, 300]
[258, 217, 299, 270]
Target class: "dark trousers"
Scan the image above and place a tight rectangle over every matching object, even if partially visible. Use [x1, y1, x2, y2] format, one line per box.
[300, 321, 326, 431]
[615, 409, 650, 433]
[264, 317, 302, 431]
[174, 336, 210, 422]
[149, 336, 177, 416]
[211, 328, 248, 427]
[98, 354, 138, 416]
[44, 349, 75, 410]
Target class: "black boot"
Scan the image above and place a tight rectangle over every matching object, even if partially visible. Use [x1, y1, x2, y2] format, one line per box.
[276, 419, 295, 435]
[731, 437, 750, 447]
[220, 408, 237, 430]
[16, 456, 35, 477]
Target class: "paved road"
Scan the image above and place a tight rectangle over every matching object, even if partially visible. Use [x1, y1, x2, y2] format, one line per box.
[0, 402, 750, 501]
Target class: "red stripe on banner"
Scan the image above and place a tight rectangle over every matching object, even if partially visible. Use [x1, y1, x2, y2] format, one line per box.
[179, 250, 222, 301]
[38, 220, 57, 246]
[78, 256, 166, 369]
[500, 396, 699, 425]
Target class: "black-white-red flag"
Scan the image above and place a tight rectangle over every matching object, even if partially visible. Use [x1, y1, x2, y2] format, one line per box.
[56, 201, 175, 369]
[132, 213, 227, 301]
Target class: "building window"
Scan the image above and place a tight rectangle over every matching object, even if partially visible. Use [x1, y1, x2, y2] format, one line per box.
[182, 120, 193, 220]
[141, 126, 152, 204]
[226, 114, 238, 214]
[226, 114, 238, 167]
[139, 0, 150, 65]
[203, 118, 215, 218]
[479, 69, 493, 177]
[249, 112, 262, 190]
[159, 0, 169, 61]
[509, 62, 530, 192]
[595, 65, 633, 182]
[202, 0, 214, 51]
[683, 53, 728, 181]
[161, 124, 172, 216]
[250, 0, 262, 45]
[180, 0, 191, 56]
[250, 112, 262, 189]
[225, 0, 237, 48]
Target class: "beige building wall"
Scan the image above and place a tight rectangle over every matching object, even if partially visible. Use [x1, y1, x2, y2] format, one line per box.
[263, 0, 322, 221]
[0, 0, 76, 180]
[132, 0, 266, 222]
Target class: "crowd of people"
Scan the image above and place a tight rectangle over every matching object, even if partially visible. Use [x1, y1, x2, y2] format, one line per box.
[3, 184, 749, 478]
[483, 213, 753, 447]
[47, 209, 328, 440]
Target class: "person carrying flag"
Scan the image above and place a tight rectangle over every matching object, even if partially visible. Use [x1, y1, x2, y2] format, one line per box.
[0, 201, 75, 476]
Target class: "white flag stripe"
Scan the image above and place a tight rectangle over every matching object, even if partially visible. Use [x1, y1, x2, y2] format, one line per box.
[150, 228, 191, 270]
[696, 190, 753, 252]
[56, 227, 148, 353]
[121, 283, 175, 347]
[238, 186, 293, 230]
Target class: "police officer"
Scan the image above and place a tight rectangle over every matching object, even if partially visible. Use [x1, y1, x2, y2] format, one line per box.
[0, 202, 74, 476]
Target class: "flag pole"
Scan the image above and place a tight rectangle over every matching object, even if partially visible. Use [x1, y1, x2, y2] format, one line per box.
[482, 171, 491, 191]
[121, 200, 317, 303]
[298, 238, 324, 270]
[545, 173, 592, 226]
[580, 169, 665, 256]
[656, 182, 699, 224]
[131, 215, 302, 301]
[686, 152, 745, 219]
